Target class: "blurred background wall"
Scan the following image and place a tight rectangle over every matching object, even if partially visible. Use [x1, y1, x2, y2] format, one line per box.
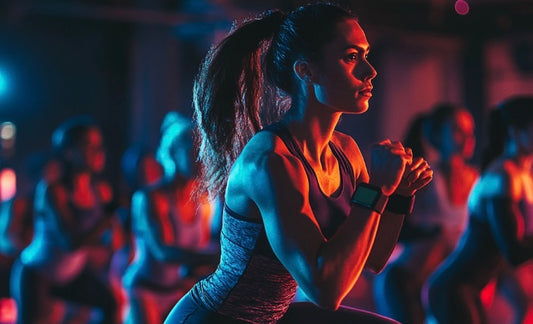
[0, 0, 532, 193]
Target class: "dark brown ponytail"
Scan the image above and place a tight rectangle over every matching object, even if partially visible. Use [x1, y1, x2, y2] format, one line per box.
[193, 10, 285, 199]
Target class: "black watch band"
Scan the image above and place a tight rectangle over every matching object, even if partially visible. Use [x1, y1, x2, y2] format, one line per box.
[351, 183, 389, 215]
[386, 194, 415, 215]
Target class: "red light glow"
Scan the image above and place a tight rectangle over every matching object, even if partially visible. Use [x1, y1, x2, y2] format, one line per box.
[0, 298, 17, 323]
[0, 168, 16, 201]
[455, 0, 470, 15]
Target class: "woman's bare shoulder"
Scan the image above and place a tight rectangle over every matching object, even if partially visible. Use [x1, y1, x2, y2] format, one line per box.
[477, 160, 518, 199]
[331, 131, 363, 157]
[331, 131, 358, 147]
[225, 130, 306, 219]
[238, 130, 298, 165]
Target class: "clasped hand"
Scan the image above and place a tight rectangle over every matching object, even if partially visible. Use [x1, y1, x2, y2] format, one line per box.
[370, 139, 433, 196]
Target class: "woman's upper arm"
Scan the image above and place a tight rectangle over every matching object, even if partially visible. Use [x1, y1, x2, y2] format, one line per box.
[485, 173, 533, 265]
[131, 190, 171, 253]
[245, 150, 327, 293]
[232, 133, 380, 308]
[42, 182, 79, 248]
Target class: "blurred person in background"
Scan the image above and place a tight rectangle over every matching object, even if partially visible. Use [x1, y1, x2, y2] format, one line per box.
[0, 151, 61, 322]
[10, 116, 119, 324]
[122, 111, 220, 324]
[109, 144, 164, 319]
[374, 103, 478, 323]
[425, 96, 533, 324]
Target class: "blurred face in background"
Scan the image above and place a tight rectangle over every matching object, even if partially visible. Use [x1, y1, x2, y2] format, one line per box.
[43, 158, 62, 183]
[79, 127, 106, 174]
[139, 154, 163, 186]
[170, 130, 198, 179]
[440, 109, 476, 160]
[514, 120, 533, 156]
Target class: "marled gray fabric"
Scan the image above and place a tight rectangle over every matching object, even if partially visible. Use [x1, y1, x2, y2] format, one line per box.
[191, 207, 297, 323]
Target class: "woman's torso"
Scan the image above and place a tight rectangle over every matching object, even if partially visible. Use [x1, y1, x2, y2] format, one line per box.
[410, 166, 472, 245]
[124, 181, 213, 289]
[187, 123, 357, 323]
[395, 166, 473, 276]
[433, 163, 533, 289]
[21, 180, 105, 283]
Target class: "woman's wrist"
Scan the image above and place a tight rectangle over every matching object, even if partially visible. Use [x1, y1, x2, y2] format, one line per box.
[351, 183, 389, 215]
[394, 187, 415, 197]
[385, 194, 415, 215]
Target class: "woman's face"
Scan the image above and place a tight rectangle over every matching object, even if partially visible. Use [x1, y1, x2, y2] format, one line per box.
[312, 19, 377, 114]
[516, 120, 533, 156]
[170, 130, 197, 178]
[139, 155, 163, 186]
[79, 128, 106, 174]
[440, 110, 476, 160]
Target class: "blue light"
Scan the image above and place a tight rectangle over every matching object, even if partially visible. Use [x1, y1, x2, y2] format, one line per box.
[0, 69, 8, 97]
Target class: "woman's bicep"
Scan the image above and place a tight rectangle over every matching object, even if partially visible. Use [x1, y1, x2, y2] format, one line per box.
[132, 191, 171, 250]
[43, 184, 80, 247]
[487, 197, 522, 242]
[486, 196, 530, 265]
[248, 153, 326, 288]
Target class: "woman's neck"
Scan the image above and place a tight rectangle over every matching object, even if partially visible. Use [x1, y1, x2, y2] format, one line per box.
[282, 106, 341, 162]
[72, 171, 92, 188]
[504, 142, 533, 172]
[439, 155, 466, 171]
[439, 155, 478, 206]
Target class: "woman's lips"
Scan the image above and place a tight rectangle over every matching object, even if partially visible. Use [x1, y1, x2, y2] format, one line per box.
[358, 88, 373, 97]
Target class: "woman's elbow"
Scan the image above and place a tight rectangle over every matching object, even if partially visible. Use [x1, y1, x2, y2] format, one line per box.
[308, 293, 343, 311]
[316, 298, 342, 311]
[304, 283, 345, 311]
[297, 257, 356, 310]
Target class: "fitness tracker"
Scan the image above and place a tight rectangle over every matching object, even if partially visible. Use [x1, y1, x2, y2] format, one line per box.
[351, 183, 389, 215]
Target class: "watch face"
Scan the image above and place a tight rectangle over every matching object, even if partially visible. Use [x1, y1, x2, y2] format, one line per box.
[353, 186, 379, 207]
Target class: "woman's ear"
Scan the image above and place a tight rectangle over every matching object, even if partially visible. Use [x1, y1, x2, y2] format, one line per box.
[293, 59, 313, 84]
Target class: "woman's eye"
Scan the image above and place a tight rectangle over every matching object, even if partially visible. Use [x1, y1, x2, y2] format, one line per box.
[345, 53, 358, 62]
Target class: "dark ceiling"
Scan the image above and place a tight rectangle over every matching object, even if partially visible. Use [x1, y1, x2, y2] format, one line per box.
[2, 0, 532, 37]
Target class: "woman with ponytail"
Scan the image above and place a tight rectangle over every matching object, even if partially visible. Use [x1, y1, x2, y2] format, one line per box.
[425, 96, 533, 323]
[166, 3, 432, 323]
